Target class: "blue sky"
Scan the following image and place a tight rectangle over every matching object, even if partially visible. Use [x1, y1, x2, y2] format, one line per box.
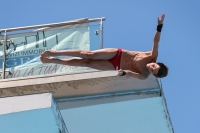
[1, 0, 200, 132]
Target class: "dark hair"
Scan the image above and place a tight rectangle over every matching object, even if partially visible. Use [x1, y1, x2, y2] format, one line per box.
[154, 62, 168, 78]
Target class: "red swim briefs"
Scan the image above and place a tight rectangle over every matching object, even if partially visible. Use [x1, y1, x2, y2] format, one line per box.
[109, 48, 122, 70]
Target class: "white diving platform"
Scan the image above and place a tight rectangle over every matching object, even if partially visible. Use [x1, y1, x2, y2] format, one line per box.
[0, 70, 159, 99]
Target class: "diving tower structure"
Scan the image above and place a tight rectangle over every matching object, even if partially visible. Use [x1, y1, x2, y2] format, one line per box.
[0, 18, 174, 133]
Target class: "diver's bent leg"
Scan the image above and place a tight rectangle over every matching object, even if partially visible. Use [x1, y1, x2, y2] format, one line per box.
[40, 57, 115, 70]
[80, 48, 118, 60]
[41, 48, 118, 60]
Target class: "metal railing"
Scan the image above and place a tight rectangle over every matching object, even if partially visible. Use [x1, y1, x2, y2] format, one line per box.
[0, 17, 105, 79]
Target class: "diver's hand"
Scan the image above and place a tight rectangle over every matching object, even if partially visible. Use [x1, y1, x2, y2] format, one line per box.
[158, 14, 165, 25]
[117, 69, 126, 76]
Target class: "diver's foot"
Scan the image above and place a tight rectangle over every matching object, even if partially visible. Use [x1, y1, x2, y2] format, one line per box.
[40, 56, 55, 63]
[41, 50, 56, 58]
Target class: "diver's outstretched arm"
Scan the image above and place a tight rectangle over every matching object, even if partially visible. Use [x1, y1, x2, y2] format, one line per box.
[151, 14, 165, 59]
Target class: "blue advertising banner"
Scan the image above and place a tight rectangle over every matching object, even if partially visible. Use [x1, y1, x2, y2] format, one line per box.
[0, 24, 98, 79]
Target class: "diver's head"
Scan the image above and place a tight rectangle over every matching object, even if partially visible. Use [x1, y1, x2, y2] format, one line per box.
[146, 62, 168, 78]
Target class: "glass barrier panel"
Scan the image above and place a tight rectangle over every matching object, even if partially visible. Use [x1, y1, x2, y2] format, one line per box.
[0, 93, 68, 133]
[89, 24, 100, 50]
[58, 96, 171, 133]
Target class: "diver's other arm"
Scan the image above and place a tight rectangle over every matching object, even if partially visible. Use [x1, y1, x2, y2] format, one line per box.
[117, 69, 147, 80]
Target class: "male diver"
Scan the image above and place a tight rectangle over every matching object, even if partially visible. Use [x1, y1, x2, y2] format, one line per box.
[40, 14, 168, 79]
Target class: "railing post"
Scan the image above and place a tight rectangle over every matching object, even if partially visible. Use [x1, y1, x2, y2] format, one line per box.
[2, 31, 7, 79]
[100, 18, 103, 49]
